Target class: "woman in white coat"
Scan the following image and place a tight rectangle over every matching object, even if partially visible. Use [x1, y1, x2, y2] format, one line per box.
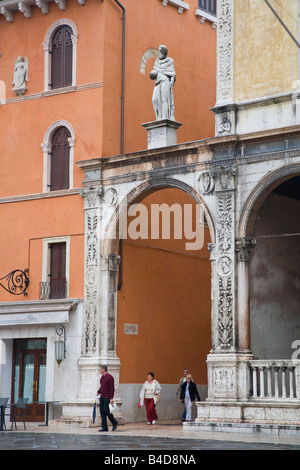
[139, 372, 161, 424]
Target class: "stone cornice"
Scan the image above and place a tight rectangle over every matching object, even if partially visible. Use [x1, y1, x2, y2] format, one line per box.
[206, 124, 300, 150]
[211, 91, 295, 115]
[0, 188, 80, 205]
[0, 0, 103, 22]
[0, 82, 103, 106]
[0, 298, 82, 314]
[76, 140, 214, 187]
[77, 140, 212, 172]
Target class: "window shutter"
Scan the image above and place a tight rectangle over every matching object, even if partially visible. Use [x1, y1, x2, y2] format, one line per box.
[50, 147, 62, 191]
[50, 243, 66, 282]
[50, 127, 71, 191]
[51, 25, 73, 89]
[64, 27, 73, 86]
[63, 144, 70, 189]
[198, 0, 216, 14]
[50, 243, 66, 299]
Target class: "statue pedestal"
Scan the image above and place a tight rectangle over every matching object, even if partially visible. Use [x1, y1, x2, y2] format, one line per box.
[142, 119, 182, 150]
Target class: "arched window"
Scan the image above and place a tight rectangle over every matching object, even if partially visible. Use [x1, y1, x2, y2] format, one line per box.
[42, 120, 75, 193]
[50, 126, 71, 191]
[51, 25, 73, 89]
[43, 19, 77, 91]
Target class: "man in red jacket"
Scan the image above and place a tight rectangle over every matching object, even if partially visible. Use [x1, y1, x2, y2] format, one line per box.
[97, 365, 118, 432]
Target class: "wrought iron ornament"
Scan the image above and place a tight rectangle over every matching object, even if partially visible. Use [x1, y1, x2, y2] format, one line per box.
[0, 269, 29, 296]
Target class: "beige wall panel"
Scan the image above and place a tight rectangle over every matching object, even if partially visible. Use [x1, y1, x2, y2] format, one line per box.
[234, 0, 299, 101]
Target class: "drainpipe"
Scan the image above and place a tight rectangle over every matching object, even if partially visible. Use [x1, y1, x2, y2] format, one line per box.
[113, 0, 126, 155]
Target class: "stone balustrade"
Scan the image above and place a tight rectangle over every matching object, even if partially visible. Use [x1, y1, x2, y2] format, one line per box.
[249, 360, 300, 401]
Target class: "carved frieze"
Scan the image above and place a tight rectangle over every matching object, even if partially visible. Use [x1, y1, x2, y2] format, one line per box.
[213, 368, 234, 393]
[217, 0, 234, 104]
[217, 194, 233, 253]
[218, 276, 233, 350]
[81, 186, 102, 355]
[211, 161, 236, 351]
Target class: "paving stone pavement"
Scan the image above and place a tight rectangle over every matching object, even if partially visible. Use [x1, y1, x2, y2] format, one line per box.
[1, 431, 300, 450]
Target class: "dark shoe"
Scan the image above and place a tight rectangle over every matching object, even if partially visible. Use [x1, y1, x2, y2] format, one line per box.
[112, 421, 118, 431]
[98, 428, 108, 432]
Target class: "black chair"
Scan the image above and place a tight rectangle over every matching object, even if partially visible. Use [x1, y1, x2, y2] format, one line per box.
[0, 398, 9, 431]
[11, 398, 29, 430]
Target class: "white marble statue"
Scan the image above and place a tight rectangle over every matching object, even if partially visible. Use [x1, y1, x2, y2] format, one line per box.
[12, 56, 28, 96]
[150, 45, 176, 121]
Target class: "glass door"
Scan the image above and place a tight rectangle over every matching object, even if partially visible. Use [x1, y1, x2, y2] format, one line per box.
[12, 339, 47, 422]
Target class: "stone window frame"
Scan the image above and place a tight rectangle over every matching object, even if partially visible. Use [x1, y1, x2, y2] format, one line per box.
[41, 120, 75, 193]
[42, 236, 71, 298]
[43, 18, 78, 92]
[195, 2, 217, 29]
[160, 0, 189, 14]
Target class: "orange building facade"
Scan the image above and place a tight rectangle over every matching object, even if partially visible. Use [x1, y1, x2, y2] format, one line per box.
[0, 0, 216, 423]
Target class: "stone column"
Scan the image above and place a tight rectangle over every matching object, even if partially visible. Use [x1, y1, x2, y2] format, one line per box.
[76, 185, 123, 422]
[235, 237, 256, 352]
[212, 163, 236, 353]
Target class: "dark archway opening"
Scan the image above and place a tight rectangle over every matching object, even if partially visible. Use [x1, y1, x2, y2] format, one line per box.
[249, 175, 300, 359]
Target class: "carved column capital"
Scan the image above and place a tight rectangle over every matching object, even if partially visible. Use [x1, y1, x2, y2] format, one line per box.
[208, 243, 216, 261]
[211, 163, 236, 192]
[101, 254, 121, 273]
[80, 185, 103, 209]
[236, 237, 257, 262]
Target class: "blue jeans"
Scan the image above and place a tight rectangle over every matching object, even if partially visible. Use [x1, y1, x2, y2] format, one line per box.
[182, 403, 186, 420]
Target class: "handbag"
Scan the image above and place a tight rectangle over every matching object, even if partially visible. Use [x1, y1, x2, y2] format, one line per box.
[155, 394, 161, 403]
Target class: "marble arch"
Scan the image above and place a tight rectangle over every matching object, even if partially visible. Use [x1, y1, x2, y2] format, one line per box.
[238, 163, 300, 239]
[102, 176, 216, 257]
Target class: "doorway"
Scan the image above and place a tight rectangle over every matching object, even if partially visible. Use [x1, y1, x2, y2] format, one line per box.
[12, 339, 47, 422]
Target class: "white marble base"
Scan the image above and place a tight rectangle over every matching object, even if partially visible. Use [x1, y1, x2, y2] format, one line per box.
[184, 420, 300, 437]
[194, 400, 300, 426]
[142, 119, 182, 149]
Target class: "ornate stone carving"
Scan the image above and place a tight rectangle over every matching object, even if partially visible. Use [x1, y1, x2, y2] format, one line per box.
[198, 171, 215, 194]
[217, 255, 232, 276]
[217, 115, 232, 134]
[104, 188, 118, 207]
[213, 162, 236, 351]
[212, 163, 236, 192]
[217, 194, 233, 253]
[101, 254, 121, 272]
[80, 186, 102, 355]
[12, 56, 28, 96]
[218, 276, 233, 349]
[80, 186, 102, 208]
[213, 368, 234, 393]
[217, 0, 234, 104]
